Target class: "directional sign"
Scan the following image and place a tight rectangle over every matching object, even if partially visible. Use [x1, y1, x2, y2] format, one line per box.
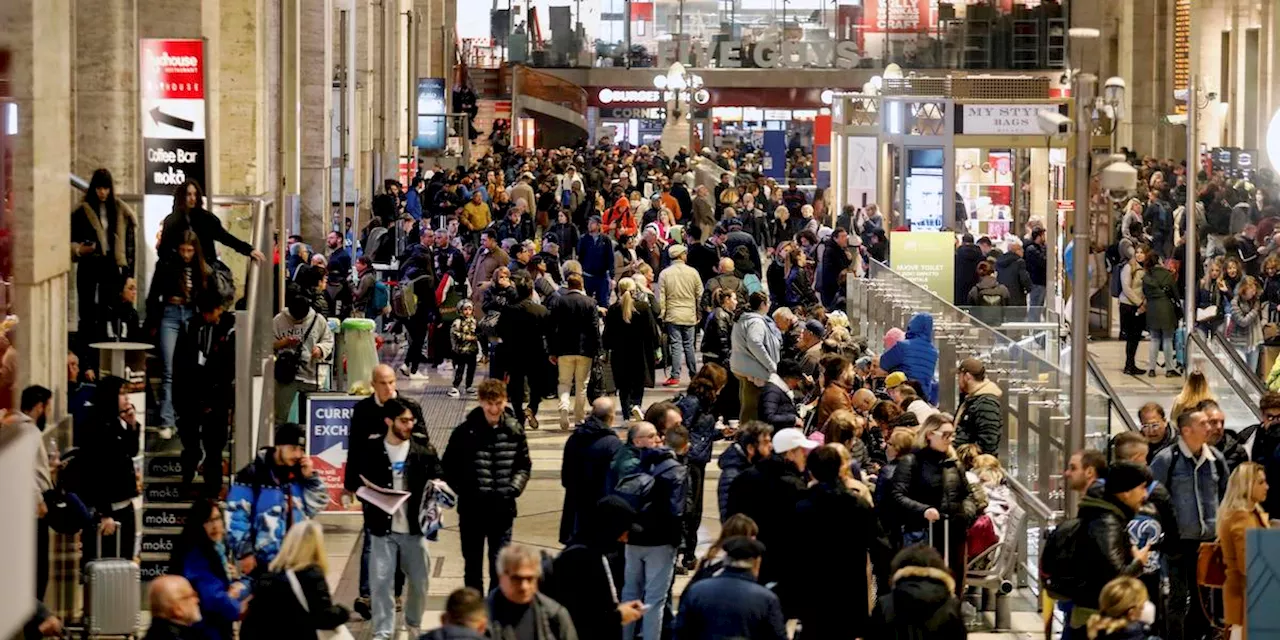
[140, 38, 208, 295]
[305, 394, 364, 514]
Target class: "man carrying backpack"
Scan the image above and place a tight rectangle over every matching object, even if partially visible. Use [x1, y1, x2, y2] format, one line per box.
[1149, 409, 1229, 640]
[613, 422, 688, 640]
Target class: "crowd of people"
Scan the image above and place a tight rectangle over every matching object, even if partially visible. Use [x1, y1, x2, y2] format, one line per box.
[33, 133, 1280, 640]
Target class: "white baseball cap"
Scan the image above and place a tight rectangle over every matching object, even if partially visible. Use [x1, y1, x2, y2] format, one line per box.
[773, 428, 819, 454]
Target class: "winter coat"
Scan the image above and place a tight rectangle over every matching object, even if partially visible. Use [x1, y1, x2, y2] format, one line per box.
[442, 407, 532, 514]
[271, 308, 335, 386]
[543, 543, 626, 640]
[954, 243, 986, 305]
[880, 313, 940, 404]
[674, 392, 724, 465]
[486, 591, 578, 640]
[626, 446, 689, 547]
[1149, 441, 1229, 541]
[816, 382, 854, 432]
[699, 308, 734, 365]
[173, 312, 236, 417]
[159, 207, 255, 265]
[1233, 296, 1266, 348]
[968, 274, 1011, 309]
[674, 567, 787, 640]
[1142, 265, 1179, 331]
[348, 394, 429, 450]
[758, 375, 799, 433]
[467, 246, 511, 294]
[789, 482, 893, 634]
[688, 241, 723, 284]
[548, 222, 580, 261]
[724, 456, 807, 585]
[344, 436, 441, 536]
[716, 444, 751, 522]
[995, 252, 1033, 306]
[241, 565, 348, 640]
[418, 626, 487, 640]
[1220, 505, 1270, 628]
[226, 448, 329, 565]
[889, 448, 977, 531]
[955, 379, 1004, 456]
[558, 416, 623, 544]
[784, 265, 820, 311]
[577, 232, 615, 279]
[818, 236, 854, 306]
[498, 298, 551, 367]
[450, 316, 480, 355]
[548, 289, 600, 357]
[657, 261, 703, 326]
[700, 273, 748, 315]
[1025, 240, 1048, 286]
[603, 299, 660, 390]
[1064, 495, 1142, 609]
[868, 565, 966, 640]
[177, 544, 247, 640]
[729, 311, 782, 383]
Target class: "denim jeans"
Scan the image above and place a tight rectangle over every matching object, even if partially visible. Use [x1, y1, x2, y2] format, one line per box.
[665, 323, 696, 381]
[1028, 285, 1046, 322]
[1149, 328, 1176, 371]
[158, 303, 194, 426]
[622, 544, 677, 640]
[584, 274, 611, 307]
[369, 532, 429, 639]
[359, 530, 405, 600]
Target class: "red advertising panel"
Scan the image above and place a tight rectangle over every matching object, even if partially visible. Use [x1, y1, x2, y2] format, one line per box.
[861, 0, 935, 34]
[141, 39, 205, 100]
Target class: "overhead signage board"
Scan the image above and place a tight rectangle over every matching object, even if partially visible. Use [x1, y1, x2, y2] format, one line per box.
[140, 38, 207, 287]
[960, 104, 1065, 136]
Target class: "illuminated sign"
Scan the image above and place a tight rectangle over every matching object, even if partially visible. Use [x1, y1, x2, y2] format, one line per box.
[597, 87, 711, 106]
[655, 39, 861, 69]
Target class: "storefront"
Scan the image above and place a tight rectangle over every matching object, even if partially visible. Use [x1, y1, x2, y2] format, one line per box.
[831, 91, 1074, 251]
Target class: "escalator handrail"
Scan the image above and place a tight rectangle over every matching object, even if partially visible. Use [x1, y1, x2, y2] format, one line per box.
[1209, 329, 1267, 399]
[1085, 351, 1140, 432]
[1189, 330, 1264, 422]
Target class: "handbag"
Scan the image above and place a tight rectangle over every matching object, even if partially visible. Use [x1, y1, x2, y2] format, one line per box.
[275, 314, 321, 384]
[1196, 541, 1227, 589]
[284, 569, 355, 640]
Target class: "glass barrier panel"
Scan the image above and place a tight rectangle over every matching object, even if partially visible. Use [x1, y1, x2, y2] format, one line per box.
[1186, 333, 1260, 431]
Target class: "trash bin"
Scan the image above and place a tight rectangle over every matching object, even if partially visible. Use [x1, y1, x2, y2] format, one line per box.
[342, 317, 379, 391]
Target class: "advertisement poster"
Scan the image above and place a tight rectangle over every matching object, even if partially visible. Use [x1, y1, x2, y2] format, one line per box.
[305, 394, 364, 513]
[140, 39, 207, 290]
[762, 130, 786, 180]
[862, 0, 935, 33]
[845, 136, 878, 210]
[414, 78, 446, 150]
[890, 231, 954, 299]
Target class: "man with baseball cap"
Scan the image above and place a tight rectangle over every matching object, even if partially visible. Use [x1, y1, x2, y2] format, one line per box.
[724, 427, 816, 587]
[954, 357, 1004, 456]
[674, 536, 784, 639]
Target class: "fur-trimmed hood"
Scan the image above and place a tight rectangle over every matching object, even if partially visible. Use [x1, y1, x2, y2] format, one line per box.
[891, 565, 956, 594]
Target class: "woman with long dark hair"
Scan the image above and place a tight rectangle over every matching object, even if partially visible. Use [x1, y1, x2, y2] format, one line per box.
[602, 277, 660, 420]
[147, 230, 211, 435]
[174, 500, 250, 640]
[159, 179, 265, 268]
[71, 168, 138, 353]
[673, 364, 730, 572]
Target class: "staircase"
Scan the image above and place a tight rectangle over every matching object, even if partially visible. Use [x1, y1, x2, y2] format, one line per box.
[138, 432, 233, 584]
[471, 99, 511, 156]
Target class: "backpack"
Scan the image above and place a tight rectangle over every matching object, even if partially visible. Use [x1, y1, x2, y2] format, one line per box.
[391, 277, 428, 317]
[976, 285, 1005, 307]
[613, 457, 678, 514]
[743, 273, 764, 295]
[1040, 518, 1087, 600]
[370, 281, 391, 316]
[366, 226, 391, 259]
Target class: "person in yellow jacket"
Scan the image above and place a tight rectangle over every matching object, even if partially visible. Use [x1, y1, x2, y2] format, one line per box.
[460, 190, 492, 234]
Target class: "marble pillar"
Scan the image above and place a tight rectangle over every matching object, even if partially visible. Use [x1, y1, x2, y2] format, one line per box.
[0, 0, 73, 402]
[299, 0, 334, 244]
[74, 0, 139, 189]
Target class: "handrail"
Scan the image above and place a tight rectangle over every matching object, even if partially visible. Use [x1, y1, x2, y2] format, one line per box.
[1006, 474, 1056, 523]
[1190, 330, 1263, 422]
[1086, 351, 1140, 432]
[1210, 330, 1267, 398]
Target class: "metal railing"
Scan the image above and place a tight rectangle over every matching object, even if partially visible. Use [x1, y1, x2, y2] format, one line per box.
[1208, 329, 1267, 403]
[1085, 352, 1140, 434]
[1189, 330, 1263, 427]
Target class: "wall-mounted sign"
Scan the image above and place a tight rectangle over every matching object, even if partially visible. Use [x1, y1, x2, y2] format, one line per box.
[890, 231, 955, 299]
[414, 78, 447, 150]
[597, 87, 710, 106]
[655, 38, 862, 69]
[600, 107, 665, 120]
[305, 394, 364, 514]
[863, 0, 935, 34]
[140, 38, 207, 291]
[960, 104, 1064, 135]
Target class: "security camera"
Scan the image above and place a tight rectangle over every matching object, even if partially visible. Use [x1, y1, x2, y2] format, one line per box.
[1037, 109, 1073, 137]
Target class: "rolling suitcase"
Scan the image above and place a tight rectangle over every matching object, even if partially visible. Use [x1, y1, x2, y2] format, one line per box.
[84, 533, 140, 638]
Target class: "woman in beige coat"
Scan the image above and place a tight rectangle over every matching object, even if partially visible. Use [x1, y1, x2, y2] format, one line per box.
[1218, 461, 1271, 640]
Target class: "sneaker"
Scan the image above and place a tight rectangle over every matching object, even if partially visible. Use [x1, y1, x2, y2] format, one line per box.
[681, 555, 697, 571]
[630, 407, 644, 422]
[466, 386, 478, 395]
[662, 377, 681, 387]
[525, 408, 540, 430]
[353, 597, 371, 620]
[409, 370, 430, 381]
[448, 387, 461, 398]
[673, 564, 689, 576]
[1148, 369, 1157, 377]
[397, 364, 412, 377]
[1167, 369, 1183, 378]
[157, 425, 175, 440]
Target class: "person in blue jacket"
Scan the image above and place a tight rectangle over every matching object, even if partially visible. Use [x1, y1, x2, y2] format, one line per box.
[174, 499, 251, 640]
[225, 423, 329, 574]
[577, 215, 616, 306]
[879, 313, 940, 405]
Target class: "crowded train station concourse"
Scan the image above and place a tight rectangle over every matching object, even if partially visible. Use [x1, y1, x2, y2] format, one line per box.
[3, 0, 1280, 639]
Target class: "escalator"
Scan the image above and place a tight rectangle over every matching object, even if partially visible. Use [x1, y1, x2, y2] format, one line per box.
[1187, 330, 1263, 430]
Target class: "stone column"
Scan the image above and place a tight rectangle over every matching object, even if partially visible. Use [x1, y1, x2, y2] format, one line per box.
[0, 0, 73, 402]
[73, 0, 139, 189]
[299, 0, 334, 244]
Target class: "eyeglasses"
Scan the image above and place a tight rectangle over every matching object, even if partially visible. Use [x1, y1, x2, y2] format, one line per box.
[935, 430, 956, 440]
[1264, 413, 1280, 423]
[1140, 421, 1164, 430]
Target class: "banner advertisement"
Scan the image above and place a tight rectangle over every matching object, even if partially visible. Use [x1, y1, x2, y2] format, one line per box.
[305, 394, 364, 513]
[415, 78, 447, 150]
[890, 231, 955, 299]
[140, 38, 207, 289]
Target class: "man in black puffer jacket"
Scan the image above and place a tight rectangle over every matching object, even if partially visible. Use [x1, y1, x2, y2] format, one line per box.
[559, 398, 623, 544]
[954, 358, 1004, 456]
[443, 379, 532, 593]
